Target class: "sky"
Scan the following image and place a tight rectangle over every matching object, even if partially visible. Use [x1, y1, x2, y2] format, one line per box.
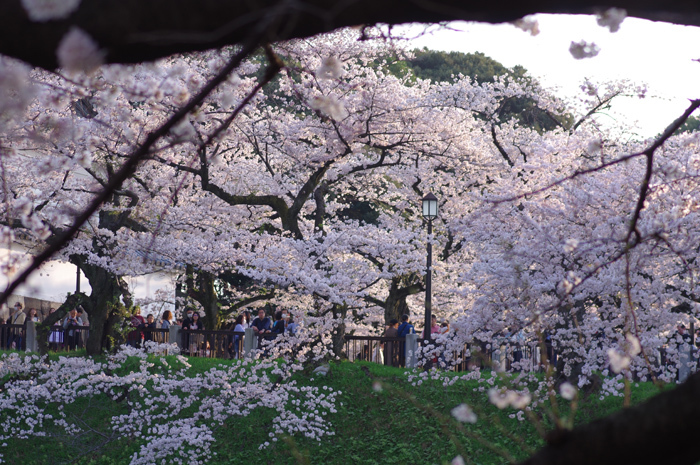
[0, 246, 172, 310]
[400, 14, 700, 136]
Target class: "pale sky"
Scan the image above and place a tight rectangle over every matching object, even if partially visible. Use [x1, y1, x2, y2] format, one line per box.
[0, 246, 172, 310]
[401, 14, 700, 136]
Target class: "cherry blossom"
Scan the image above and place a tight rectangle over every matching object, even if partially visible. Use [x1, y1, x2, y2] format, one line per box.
[56, 27, 105, 73]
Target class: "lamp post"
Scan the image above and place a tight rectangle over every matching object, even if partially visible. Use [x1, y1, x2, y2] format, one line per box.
[422, 193, 438, 345]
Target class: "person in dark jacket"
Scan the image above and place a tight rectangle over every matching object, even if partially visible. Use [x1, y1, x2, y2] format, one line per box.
[383, 319, 400, 366]
[251, 309, 272, 350]
[396, 314, 415, 337]
[250, 309, 271, 335]
[396, 314, 415, 366]
[271, 311, 286, 335]
[63, 308, 83, 351]
[143, 314, 157, 342]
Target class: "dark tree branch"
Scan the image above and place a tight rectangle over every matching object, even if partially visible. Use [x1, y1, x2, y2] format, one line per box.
[491, 100, 700, 206]
[226, 291, 277, 314]
[625, 99, 700, 244]
[570, 90, 621, 133]
[491, 124, 514, 167]
[4, 0, 700, 69]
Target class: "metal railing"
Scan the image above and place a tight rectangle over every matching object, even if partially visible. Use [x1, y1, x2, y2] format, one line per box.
[48, 324, 89, 351]
[1, 324, 26, 351]
[344, 335, 547, 372]
[344, 335, 407, 367]
[179, 329, 246, 359]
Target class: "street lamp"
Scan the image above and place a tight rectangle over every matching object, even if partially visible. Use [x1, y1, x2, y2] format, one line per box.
[422, 193, 438, 345]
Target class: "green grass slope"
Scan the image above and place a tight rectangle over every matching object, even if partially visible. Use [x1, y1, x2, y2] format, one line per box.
[1, 355, 663, 465]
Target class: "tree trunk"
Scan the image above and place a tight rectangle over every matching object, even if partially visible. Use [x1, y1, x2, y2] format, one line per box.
[331, 303, 347, 357]
[71, 255, 130, 355]
[187, 270, 222, 329]
[384, 277, 411, 324]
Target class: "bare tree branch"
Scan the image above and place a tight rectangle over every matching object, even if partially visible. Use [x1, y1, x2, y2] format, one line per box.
[625, 99, 700, 244]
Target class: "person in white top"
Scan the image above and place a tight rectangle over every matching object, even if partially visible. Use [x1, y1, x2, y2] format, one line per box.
[229, 314, 246, 359]
[241, 310, 251, 329]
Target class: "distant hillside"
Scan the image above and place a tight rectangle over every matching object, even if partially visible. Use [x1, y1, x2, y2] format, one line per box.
[401, 49, 572, 132]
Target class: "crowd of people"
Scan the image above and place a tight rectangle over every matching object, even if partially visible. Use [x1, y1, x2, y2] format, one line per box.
[122, 307, 301, 357]
[0, 302, 90, 351]
[0, 302, 304, 355]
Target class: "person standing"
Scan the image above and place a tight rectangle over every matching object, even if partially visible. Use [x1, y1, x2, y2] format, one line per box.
[161, 310, 174, 329]
[47, 307, 63, 351]
[76, 306, 89, 343]
[229, 314, 246, 358]
[440, 321, 450, 335]
[271, 311, 286, 335]
[27, 308, 40, 323]
[63, 308, 83, 351]
[127, 308, 146, 348]
[143, 314, 157, 342]
[281, 310, 290, 331]
[396, 314, 415, 366]
[286, 313, 300, 336]
[181, 308, 195, 354]
[181, 308, 195, 329]
[76, 307, 89, 328]
[396, 314, 415, 337]
[384, 319, 399, 366]
[187, 312, 204, 355]
[241, 310, 252, 329]
[421, 315, 441, 339]
[250, 309, 271, 335]
[250, 309, 271, 350]
[8, 302, 26, 349]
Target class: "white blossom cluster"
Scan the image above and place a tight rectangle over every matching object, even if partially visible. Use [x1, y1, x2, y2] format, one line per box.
[0, 346, 339, 464]
[596, 8, 627, 33]
[569, 41, 600, 59]
[21, 0, 81, 21]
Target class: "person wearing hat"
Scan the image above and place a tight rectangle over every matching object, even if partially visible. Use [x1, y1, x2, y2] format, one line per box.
[8, 302, 25, 349]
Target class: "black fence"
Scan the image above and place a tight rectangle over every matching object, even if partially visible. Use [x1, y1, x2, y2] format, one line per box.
[47, 324, 89, 351]
[1, 324, 26, 351]
[344, 335, 550, 372]
[179, 329, 245, 359]
[344, 336, 407, 367]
